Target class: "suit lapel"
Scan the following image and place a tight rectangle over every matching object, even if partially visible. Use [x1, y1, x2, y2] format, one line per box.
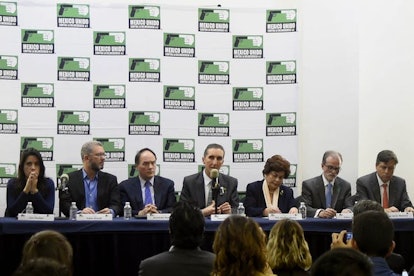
[371, 174, 382, 203]
[331, 179, 341, 208]
[195, 172, 206, 208]
[388, 177, 397, 207]
[153, 176, 161, 206]
[317, 177, 326, 208]
[75, 170, 86, 208]
[134, 178, 144, 207]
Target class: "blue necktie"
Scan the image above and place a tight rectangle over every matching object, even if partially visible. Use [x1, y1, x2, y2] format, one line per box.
[145, 181, 153, 205]
[326, 183, 332, 208]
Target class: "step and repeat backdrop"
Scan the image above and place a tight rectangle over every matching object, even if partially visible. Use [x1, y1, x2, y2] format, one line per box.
[0, 1, 299, 201]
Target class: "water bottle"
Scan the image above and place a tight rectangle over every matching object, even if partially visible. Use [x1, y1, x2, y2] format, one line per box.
[237, 202, 245, 215]
[402, 269, 408, 276]
[299, 202, 307, 219]
[25, 202, 34, 214]
[124, 202, 132, 220]
[69, 202, 78, 220]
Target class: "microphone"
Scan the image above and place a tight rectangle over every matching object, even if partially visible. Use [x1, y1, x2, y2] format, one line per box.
[210, 169, 219, 188]
[57, 173, 69, 191]
[210, 169, 220, 214]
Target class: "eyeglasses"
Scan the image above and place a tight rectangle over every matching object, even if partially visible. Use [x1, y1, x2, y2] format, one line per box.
[92, 152, 106, 157]
[324, 164, 341, 172]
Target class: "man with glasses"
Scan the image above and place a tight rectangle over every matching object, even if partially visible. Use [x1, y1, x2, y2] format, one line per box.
[356, 150, 414, 213]
[301, 150, 352, 218]
[60, 140, 122, 217]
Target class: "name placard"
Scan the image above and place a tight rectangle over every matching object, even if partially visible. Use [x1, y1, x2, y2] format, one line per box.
[147, 213, 171, 220]
[210, 214, 231, 221]
[76, 213, 113, 221]
[17, 213, 55, 221]
[268, 213, 302, 220]
[336, 213, 354, 219]
[387, 212, 413, 219]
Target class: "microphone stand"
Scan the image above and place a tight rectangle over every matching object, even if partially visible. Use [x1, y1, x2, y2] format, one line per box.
[212, 180, 220, 214]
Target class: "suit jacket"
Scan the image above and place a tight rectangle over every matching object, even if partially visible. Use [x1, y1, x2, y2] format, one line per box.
[139, 246, 215, 276]
[244, 180, 297, 217]
[301, 175, 352, 217]
[356, 172, 413, 211]
[180, 171, 239, 209]
[119, 176, 176, 216]
[60, 169, 122, 217]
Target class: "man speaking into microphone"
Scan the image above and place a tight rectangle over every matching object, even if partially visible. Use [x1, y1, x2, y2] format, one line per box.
[181, 143, 239, 216]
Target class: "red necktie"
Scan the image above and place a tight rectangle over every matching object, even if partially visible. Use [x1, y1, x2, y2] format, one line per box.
[382, 183, 389, 208]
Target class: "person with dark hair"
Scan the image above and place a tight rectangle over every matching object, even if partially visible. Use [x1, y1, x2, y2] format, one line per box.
[13, 258, 71, 276]
[119, 148, 176, 216]
[355, 150, 414, 212]
[5, 148, 55, 217]
[311, 248, 372, 276]
[244, 155, 298, 217]
[301, 150, 352, 218]
[180, 143, 239, 216]
[139, 201, 214, 276]
[60, 140, 121, 217]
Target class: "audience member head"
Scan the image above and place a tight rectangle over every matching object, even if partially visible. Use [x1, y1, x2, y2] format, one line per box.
[13, 257, 71, 276]
[321, 150, 342, 182]
[352, 199, 384, 216]
[352, 210, 394, 257]
[212, 216, 268, 276]
[267, 219, 312, 271]
[134, 148, 157, 180]
[311, 248, 372, 276]
[169, 201, 205, 249]
[18, 148, 45, 181]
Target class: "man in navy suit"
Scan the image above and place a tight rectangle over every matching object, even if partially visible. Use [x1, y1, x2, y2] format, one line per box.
[60, 140, 122, 217]
[301, 150, 352, 218]
[180, 143, 238, 216]
[356, 150, 414, 213]
[119, 148, 176, 216]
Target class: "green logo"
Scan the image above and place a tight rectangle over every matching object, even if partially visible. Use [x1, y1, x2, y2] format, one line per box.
[21, 29, 54, 54]
[57, 110, 90, 135]
[21, 83, 54, 107]
[198, 8, 229, 32]
[21, 137, 54, 161]
[266, 61, 296, 84]
[164, 33, 195, 57]
[128, 164, 160, 178]
[58, 57, 90, 81]
[198, 113, 229, 136]
[56, 164, 82, 178]
[267, 9, 297, 33]
[93, 85, 126, 108]
[0, 2, 17, 26]
[0, 109, 18, 133]
[95, 138, 125, 161]
[198, 60, 229, 84]
[233, 87, 263, 111]
[232, 139, 263, 162]
[283, 164, 297, 188]
[233, 35, 263, 59]
[129, 5, 160, 29]
[163, 85, 195, 110]
[163, 138, 195, 162]
[57, 4, 90, 28]
[129, 58, 160, 82]
[0, 163, 17, 186]
[94, 31, 126, 55]
[0, 55, 18, 80]
[266, 112, 296, 136]
[129, 111, 160, 135]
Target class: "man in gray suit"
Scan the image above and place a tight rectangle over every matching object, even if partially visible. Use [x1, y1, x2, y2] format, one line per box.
[301, 150, 352, 218]
[356, 150, 414, 212]
[138, 201, 215, 276]
[180, 143, 239, 216]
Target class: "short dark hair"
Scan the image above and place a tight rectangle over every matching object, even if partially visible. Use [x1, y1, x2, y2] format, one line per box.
[262, 155, 290, 178]
[311, 248, 372, 276]
[376, 150, 398, 166]
[13, 258, 71, 276]
[169, 201, 205, 249]
[322, 150, 343, 164]
[353, 200, 384, 216]
[203, 143, 225, 157]
[134, 148, 157, 165]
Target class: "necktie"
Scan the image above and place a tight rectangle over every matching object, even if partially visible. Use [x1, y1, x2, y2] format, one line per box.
[382, 183, 389, 208]
[326, 183, 332, 208]
[145, 181, 153, 205]
[207, 181, 213, 206]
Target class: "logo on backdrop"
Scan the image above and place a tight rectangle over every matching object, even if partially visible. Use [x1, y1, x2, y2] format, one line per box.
[198, 60, 229, 84]
[0, 109, 18, 134]
[198, 8, 229, 32]
[21, 29, 54, 54]
[0, 163, 16, 187]
[266, 112, 296, 136]
[198, 164, 230, 175]
[57, 3, 90, 28]
[129, 5, 160, 29]
[0, 55, 18, 80]
[163, 138, 195, 162]
[21, 137, 54, 161]
[232, 139, 264, 163]
[164, 33, 195, 57]
[57, 110, 90, 135]
[284, 164, 297, 188]
[93, 85, 126, 108]
[0, 1, 17, 26]
[129, 58, 160, 82]
[232, 35, 263, 59]
[198, 113, 229, 136]
[56, 164, 83, 186]
[21, 83, 54, 107]
[95, 138, 125, 162]
[266, 60, 296, 84]
[129, 111, 160, 135]
[233, 87, 263, 111]
[128, 164, 160, 178]
[57, 57, 90, 81]
[266, 9, 297, 33]
[94, 31, 126, 55]
[163, 85, 195, 110]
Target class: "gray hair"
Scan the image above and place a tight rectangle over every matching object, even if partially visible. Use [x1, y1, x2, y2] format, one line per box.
[81, 141, 103, 160]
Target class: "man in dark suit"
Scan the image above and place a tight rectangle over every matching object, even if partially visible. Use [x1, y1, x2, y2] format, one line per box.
[139, 201, 215, 276]
[119, 148, 176, 216]
[180, 143, 239, 216]
[60, 141, 121, 217]
[356, 150, 414, 212]
[301, 150, 352, 218]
